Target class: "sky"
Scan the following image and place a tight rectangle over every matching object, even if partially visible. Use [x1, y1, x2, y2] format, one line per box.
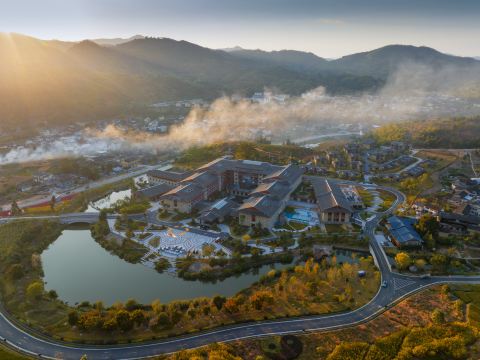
[1, 0, 479, 58]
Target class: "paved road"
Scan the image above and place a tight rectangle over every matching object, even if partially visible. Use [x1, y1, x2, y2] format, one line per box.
[1, 184, 480, 359]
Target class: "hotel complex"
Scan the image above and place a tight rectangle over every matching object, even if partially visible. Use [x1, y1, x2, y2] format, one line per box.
[142, 157, 356, 229]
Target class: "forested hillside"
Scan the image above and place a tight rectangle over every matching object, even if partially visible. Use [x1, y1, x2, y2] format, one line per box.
[372, 117, 480, 148]
[1, 33, 479, 130]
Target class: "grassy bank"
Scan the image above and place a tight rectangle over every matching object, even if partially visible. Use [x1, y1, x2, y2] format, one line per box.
[0, 345, 29, 360]
[170, 285, 479, 359]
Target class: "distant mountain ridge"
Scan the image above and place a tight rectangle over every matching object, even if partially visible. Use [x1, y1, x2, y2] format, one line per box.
[0, 32, 478, 130]
[91, 35, 145, 46]
[227, 44, 479, 77]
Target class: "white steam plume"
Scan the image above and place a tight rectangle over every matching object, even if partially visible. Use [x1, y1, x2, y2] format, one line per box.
[1, 62, 480, 165]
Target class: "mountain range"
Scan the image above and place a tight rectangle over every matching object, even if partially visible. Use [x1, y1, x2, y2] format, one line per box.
[0, 33, 478, 129]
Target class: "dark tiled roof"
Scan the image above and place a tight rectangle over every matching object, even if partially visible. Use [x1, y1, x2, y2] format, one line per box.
[199, 198, 239, 223]
[137, 183, 174, 198]
[162, 183, 203, 202]
[199, 157, 283, 175]
[262, 164, 304, 186]
[386, 216, 423, 244]
[238, 195, 282, 218]
[440, 211, 480, 225]
[250, 180, 291, 200]
[181, 171, 218, 187]
[311, 178, 352, 212]
[147, 169, 191, 182]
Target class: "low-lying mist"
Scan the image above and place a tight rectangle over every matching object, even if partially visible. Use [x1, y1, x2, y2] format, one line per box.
[1, 63, 480, 165]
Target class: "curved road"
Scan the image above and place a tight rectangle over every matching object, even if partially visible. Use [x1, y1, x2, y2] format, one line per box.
[1, 184, 480, 359]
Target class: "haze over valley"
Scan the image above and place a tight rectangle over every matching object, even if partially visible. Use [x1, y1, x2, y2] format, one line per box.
[1, 33, 480, 163]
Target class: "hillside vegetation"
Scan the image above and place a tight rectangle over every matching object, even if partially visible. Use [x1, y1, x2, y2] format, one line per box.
[372, 117, 480, 148]
[1, 33, 479, 130]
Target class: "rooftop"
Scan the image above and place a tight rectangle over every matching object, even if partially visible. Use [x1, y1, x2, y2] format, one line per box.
[162, 183, 204, 202]
[311, 178, 352, 212]
[237, 195, 282, 218]
[386, 216, 423, 245]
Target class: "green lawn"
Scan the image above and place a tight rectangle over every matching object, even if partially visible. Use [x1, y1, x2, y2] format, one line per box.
[378, 189, 396, 212]
[357, 187, 374, 208]
[149, 236, 161, 248]
[325, 224, 348, 233]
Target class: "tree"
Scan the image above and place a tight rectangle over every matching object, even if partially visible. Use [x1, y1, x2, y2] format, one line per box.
[10, 200, 21, 216]
[414, 258, 427, 271]
[212, 295, 227, 310]
[125, 298, 139, 311]
[48, 289, 58, 299]
[130, 309, 146, 326]
[224, 298, 239, 313]
[416, 214, 440, 239]
[50, 195, 56, 211]
[187, 308, 197, 319]
[431, 309, 445, 324]
[430, 253, 447, 270]
[202, 243, 216, 258]
[115, 310, 133, 332]
[156, 312, 170, 327]
[6, 263, 24, 280]
[26, 281, 44, 301]
[453, 299, 464, 314]
[249, 290, 274, 310]
[94, 301, 104, 312]
[68, 310, 79, 326]
[394, 252, 411, 270]
[250, 247, 261, 258]
[151, 299, 163, 314]
[78, 311, 103, 331]
[102, 317, 118, 331]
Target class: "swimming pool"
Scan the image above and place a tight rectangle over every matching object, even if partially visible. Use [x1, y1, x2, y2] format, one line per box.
[285, 208, 319, 225]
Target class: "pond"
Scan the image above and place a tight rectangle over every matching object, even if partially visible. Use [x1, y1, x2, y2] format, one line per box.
[41, 229, 293, 305]
[84, 189, 131, 213]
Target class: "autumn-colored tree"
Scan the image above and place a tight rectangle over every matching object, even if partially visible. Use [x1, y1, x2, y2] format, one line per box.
[224, 298, 239, 313]
[78, 311, 103, 331]
[414, 258, 427, 270]
[431, 309, 445, 324]
[250, 290, 274, 310]
[115, 310, 133, 332]
[102, 317, 118, 331]
[394, 252, 411, 270]
[68, 310, 79, 326]
[26, 281, 44, 301]
[212, 295, 227, 310]
[131, 309, 147, 326]
[151, 299, 163, 314]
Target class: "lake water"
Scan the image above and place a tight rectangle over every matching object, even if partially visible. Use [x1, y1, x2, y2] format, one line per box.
[41, 229, 292, 305]
[84, 189, 131, 213]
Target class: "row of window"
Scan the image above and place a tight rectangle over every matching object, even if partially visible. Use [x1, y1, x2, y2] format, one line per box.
[326, 212, 347, 222]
